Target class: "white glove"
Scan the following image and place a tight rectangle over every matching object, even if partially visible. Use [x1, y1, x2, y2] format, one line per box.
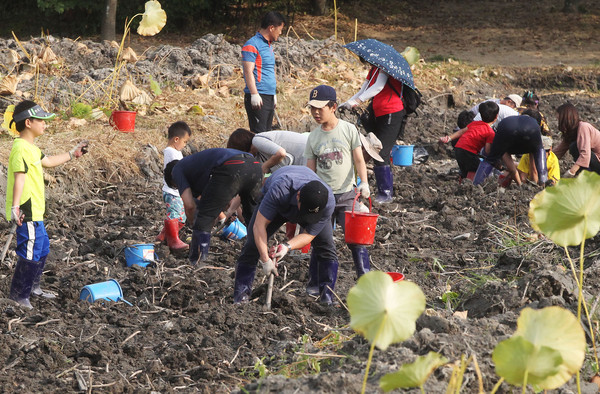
[69, 140, 89, 159]
[11, 206, 23, 225]
[273, 94, 277, 109]
[564, 169, 577, 178]
[340, 99, 359, 110]
[357, 183, 371, 199]
[250, 94, 263, 109]
[260, 258, 278, 276]
[274, 243, 290, 262]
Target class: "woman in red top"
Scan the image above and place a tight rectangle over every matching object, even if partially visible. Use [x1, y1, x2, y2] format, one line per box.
[553, 103, 600, 176]
[342, 62, 405, 203]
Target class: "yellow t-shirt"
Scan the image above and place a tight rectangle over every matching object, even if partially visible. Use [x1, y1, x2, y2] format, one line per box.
[6, 138, 46, 221]
[517, 151, 560, 182]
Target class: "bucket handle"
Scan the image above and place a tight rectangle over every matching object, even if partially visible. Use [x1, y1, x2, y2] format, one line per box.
[108, 112, 116, 129]
[351, 192, 372, 217]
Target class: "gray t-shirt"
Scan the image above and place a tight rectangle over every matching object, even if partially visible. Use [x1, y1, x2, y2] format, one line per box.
[252, 131, 308, 172]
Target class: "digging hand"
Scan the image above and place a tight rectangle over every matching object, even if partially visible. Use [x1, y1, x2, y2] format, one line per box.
[439, 135, 451, 144]
[274, 243, 290, 263]
[357, 183, 370, 199]
[70, 140, 89, 159]
[260, 258, 278, 277]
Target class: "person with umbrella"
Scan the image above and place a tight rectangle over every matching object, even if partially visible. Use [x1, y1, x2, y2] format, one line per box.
[342, 39, 416, 204]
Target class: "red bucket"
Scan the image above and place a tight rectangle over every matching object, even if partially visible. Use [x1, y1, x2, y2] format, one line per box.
[286, 222, 311, 253]
[386, 272, 405, 282]
[109, 110, 136, 133]
[344, 194, 378, 245]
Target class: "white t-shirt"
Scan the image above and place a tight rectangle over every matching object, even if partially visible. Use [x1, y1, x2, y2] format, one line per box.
[474, 103, 518, 129]
[162, 146, 183, 196]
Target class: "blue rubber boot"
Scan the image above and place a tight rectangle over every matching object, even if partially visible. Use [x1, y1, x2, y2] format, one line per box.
[473, 160, 494, 185]
[31, 255, 56, 299]
[306, 250, 319, 296]
[318, 259, 339, 305]
[373, 165, 394, 203]
[189, 230, 211, 265]
[233, 261, 257, 304]
[532, 148, 548, 184]
[349, 245, 371, 279]
[9, 257, 41, 309]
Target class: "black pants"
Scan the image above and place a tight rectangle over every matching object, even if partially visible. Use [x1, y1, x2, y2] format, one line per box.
[244, 93, 274, 133]
[569, 141, 600, 174]
[194, 154, 262, 232]
[373, 109, 406, 166]
[454, 147, 481, 178]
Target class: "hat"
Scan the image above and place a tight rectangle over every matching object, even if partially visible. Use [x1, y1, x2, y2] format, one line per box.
[307, 85, 336, 108]
[298, 180, 329, 225]
[542, 136, 553, 150]
[507, 94, 522, 108]
[359, 132, 383, 162]
[12, 104, 56, 123]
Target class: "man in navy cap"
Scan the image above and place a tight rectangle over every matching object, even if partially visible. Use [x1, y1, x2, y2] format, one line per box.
[232, 166, 339, 305]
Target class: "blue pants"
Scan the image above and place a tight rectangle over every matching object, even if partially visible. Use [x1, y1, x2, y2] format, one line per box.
[16, 221, 50, 261]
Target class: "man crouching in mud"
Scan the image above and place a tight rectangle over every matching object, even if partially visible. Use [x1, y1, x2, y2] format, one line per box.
[232, 166, 339, 305]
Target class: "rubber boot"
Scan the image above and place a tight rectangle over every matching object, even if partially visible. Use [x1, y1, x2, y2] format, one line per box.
[473, 160, 494, 185]
[233, 262, 257, 304]
[349, 245, 371, 279]
[305, 250, 319, 296]
[373, 165, 394, 203]
[532, 148, 548, 184]
[165, 218, 188, 251]
[155, 224, 166, 243]
[318, 259, 339, 305]
[189, 230, 210, 265]
[31, 255, 56, 299]
[9, 257, 40, 309]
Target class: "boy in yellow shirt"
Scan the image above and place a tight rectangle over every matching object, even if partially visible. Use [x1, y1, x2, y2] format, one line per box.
[6, 100, 88, 309]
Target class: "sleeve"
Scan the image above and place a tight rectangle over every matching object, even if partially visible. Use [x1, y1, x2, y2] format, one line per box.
[347, 79, 370, 103]
[257, 186, 283, 222]
[9, 146, 26, 173]
[485, 129, 495, 144]
[252, 136, 281, 157]
[242, 43, 258, 63]
[357, 69, 388, 102]
[575, 123, 593, 168]
[348, 124, 362, 150]
[517, 154, 530, 173]
[303, 134, 317, 160]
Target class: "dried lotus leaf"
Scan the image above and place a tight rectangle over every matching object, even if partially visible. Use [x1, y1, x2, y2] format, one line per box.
[120, 80, 143, 101]
[0, 75, 18, 96]
[132, 90, 152, 106]
[40, 47, 57, 63]
[137, 1, 167, 36]
[121, 47, 138, 63]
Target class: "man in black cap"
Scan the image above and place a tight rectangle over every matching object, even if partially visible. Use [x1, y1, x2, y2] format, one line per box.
[232, 166, 338, 305]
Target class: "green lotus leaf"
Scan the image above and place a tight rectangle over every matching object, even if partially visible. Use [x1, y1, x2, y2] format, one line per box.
[493, 336, 562, 386]
[348, 271, 426, 350]
[529, 171, 600, 246]
[493, 307, 585, 389]
[137, 1, 167, 36]
[379, 351, 448, 391]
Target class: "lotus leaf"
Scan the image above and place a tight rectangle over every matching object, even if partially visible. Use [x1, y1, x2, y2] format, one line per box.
[137, 1, 167, 36]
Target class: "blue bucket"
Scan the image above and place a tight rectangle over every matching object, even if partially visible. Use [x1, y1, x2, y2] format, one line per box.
[124, 244, 156, 267]
[221, 219, 247, 240]
[391, 145, 414, 166]
[80, 279, 124, 303]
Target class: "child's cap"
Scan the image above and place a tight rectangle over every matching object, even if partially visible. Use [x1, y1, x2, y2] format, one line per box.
[359, 132, 383, 162]
[507, 94, 522, 108]
[12, 104, 56, 123]
[542, 136, 553, 150]
[307, 85, 336, 108]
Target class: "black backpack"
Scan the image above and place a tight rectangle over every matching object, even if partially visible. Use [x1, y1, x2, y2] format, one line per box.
[401, 85, 422, 115]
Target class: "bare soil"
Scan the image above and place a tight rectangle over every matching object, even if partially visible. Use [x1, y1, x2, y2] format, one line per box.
[1, 1, 600, 393]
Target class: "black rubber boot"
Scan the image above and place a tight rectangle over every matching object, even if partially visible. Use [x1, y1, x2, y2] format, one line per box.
[349, 245, 371, 279]
[233, 262, 257, 304]
[9, 257, 41, 309]
[305, 250, 319, 296]
[31, 255, 56, 299]
[318, 259, 339, 305]
[533, 148, 549, 184]
[189, 230, 211, 265]
[374, 165, 394, 203]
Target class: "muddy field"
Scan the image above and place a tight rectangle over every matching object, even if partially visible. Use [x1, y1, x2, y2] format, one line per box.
[1, 1, 600, 393]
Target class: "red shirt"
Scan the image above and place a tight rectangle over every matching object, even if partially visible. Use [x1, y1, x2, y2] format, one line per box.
[367, 67, 404, 117]
[455, 121, 495, 155]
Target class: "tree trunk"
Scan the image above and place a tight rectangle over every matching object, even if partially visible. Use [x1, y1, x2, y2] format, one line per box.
[311, 0, 327, 16]
[101, 0, 118, 41]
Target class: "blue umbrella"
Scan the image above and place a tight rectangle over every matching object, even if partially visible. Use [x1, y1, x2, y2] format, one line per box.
[344, 39, 415, 90]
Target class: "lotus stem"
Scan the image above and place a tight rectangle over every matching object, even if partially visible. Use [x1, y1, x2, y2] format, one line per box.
[522, 370, 528, 394]
[361, 313, 387, 394]
[490, 377, 504, 394]
[333, 0, 337, 41]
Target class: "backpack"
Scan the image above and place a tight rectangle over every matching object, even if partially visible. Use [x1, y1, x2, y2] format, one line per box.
[401, 85, 422, 115]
